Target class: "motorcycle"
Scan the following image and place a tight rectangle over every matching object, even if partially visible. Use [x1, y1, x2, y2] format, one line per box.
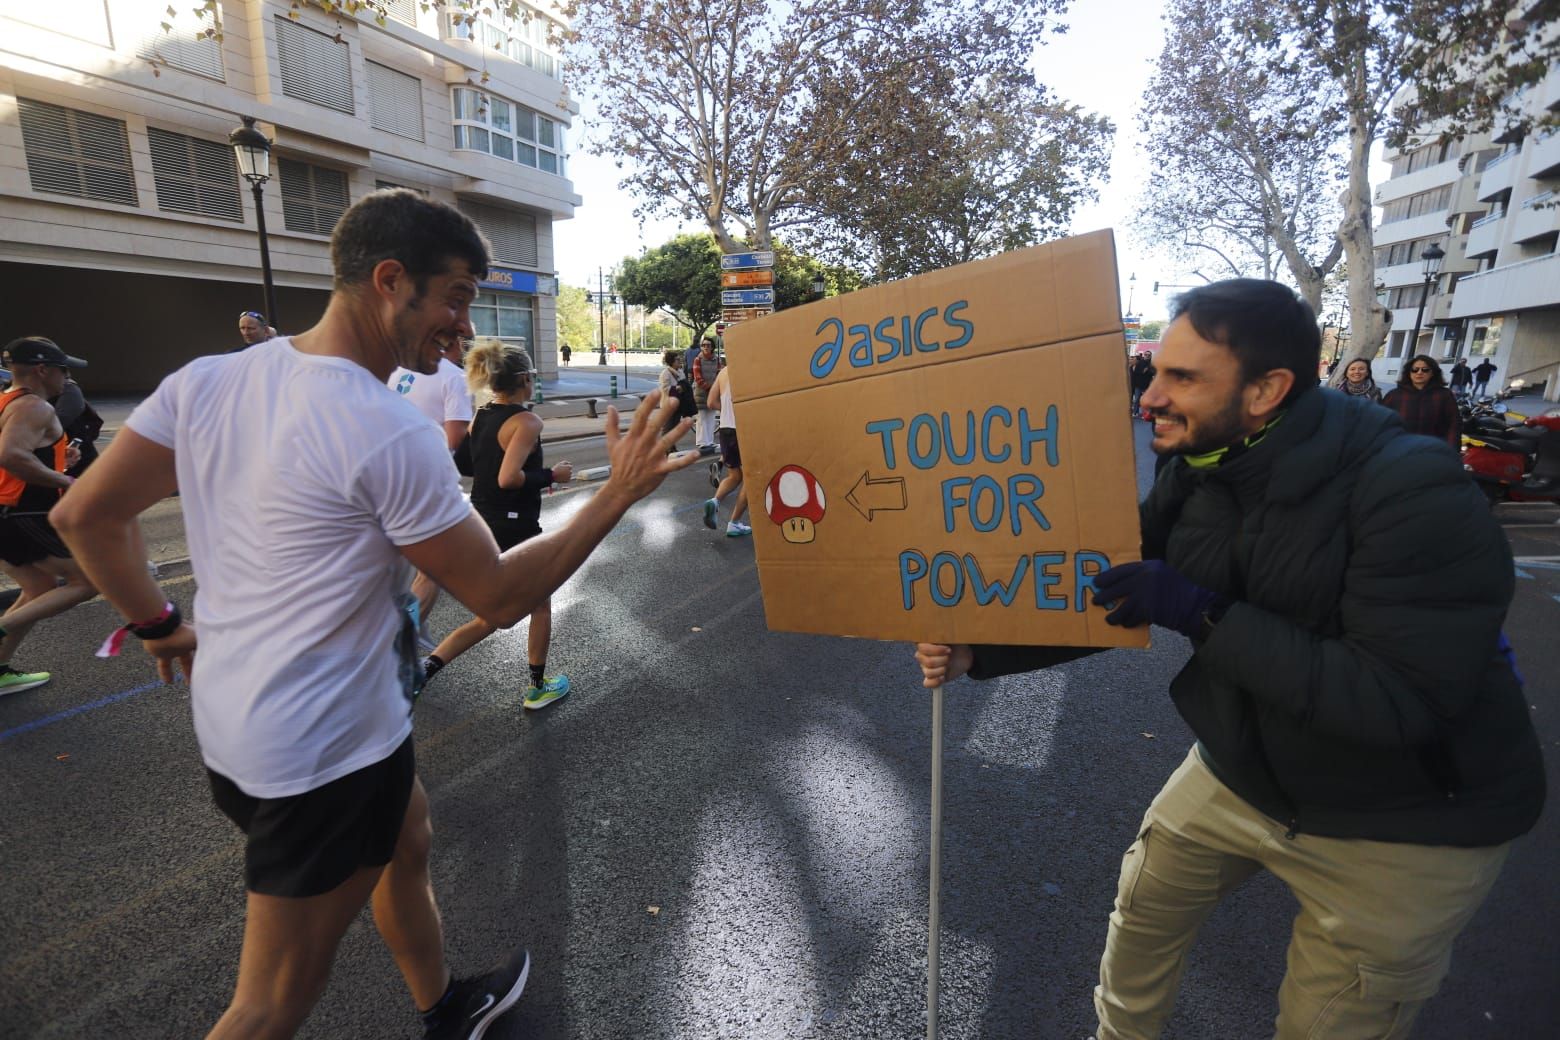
[1462, 407, 1560, 504]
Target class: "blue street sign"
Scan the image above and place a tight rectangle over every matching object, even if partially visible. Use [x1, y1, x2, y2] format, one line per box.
[720, 250, 776, 270]
[722, 288, 775, 306]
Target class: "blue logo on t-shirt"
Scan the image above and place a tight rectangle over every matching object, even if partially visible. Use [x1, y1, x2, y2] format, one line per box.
[396, 373, 415, 395]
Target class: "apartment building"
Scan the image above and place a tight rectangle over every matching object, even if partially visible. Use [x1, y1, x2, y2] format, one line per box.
[1451, 53, 1560, 403]
[1, 0, 580, 392]
[1372, 18, 1560, 402]
[1372, 133, 1499, 383]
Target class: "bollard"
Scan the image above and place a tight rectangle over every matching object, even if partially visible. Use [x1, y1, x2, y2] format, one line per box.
[534, 386, 544, 403]
[610, 375, 619, 398]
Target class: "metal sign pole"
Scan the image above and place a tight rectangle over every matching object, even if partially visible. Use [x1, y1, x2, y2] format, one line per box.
[926, 681, 945, 1040]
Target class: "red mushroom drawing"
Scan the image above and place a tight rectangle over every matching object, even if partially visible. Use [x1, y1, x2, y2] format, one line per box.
[765, 465, 826, 543]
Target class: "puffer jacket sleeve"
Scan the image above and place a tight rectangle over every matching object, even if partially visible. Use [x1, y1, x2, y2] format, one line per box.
[968, 644, 1103, 680]
[1195, 438, 1514, 746]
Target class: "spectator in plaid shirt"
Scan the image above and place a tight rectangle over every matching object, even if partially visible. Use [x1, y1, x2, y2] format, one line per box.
[1383, 355, 1462, 449]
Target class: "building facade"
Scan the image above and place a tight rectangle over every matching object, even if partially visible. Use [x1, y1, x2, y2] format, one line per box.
[1373, 18, 1560, 402]
[1, 0, 579, 393]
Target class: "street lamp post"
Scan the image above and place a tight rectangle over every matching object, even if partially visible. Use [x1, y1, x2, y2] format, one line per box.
[229, 116, 279, 329]
[811, 274, 826, 302]
[1406, 242, 1446, 360]
[589, 267, 613, 365]
[1126, 272, 1136, 316]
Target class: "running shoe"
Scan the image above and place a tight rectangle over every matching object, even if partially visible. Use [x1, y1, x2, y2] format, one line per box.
[523, 674, 570, 710]
[422, 945, 530, 1040]
[702, 497, 718, 529]
[0, 666, 50, 697]
[726, 521, 752, 538]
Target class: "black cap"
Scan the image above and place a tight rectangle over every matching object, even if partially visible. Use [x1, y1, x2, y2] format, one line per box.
[2, 337, 87, 369]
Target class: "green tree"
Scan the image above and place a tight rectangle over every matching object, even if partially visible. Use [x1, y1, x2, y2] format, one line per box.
[1139, 320, 1166, 342]
[614, 234, 723, 341]
[555, 284, 597, 354]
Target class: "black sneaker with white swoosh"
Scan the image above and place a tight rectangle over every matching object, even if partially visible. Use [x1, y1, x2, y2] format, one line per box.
[422, 945, 530, 1040]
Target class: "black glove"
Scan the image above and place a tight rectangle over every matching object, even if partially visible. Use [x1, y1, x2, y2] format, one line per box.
[1092, 560, 1229, 640]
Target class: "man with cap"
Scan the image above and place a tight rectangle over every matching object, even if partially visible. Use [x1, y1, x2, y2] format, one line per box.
[0, 337, 98, 695]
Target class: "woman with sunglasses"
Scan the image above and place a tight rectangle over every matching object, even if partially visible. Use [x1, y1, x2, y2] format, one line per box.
[1382, 354, 1462, 448]
[420, 339, 575, 709]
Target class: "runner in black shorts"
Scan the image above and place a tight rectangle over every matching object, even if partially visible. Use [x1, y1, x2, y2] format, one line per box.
[422, 339, 575, 709]
[0, 337, 99, 696]
[701, 365, 751, 537]
[53, 191, 695, 1039]
[209, 735, 416, 896]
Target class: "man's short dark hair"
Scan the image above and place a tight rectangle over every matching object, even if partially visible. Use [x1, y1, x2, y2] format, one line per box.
[330, 189, 490, 292]
[1169, 279, 1320, 405]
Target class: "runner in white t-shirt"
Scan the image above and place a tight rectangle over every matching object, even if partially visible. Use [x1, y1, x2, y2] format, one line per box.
[51, 189, 695, 1040]
[389, 350, 474, 451]
[389, 344, 475, 648]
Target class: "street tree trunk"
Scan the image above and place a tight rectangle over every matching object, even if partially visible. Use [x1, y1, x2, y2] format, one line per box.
[1333, 99, 1390, 387]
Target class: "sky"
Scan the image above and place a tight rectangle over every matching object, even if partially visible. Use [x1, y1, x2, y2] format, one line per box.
[552, 0, 1180, 321]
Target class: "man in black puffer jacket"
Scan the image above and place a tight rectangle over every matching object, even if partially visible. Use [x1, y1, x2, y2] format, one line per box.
[915, 279, 1544, 1039]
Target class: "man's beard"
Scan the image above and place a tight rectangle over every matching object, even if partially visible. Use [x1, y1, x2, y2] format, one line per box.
[1151, 395, 1249, 456]
[392, 297, 440, 376]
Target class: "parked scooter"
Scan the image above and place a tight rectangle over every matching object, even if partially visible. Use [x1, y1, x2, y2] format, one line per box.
[1462, 407, 1560, 504]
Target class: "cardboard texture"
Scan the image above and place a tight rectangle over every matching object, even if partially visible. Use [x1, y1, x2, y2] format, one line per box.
[724, 230, 1147, 647]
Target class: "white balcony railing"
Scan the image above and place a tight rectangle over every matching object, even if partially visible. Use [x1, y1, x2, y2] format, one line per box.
[1450, 252, 1560, 318]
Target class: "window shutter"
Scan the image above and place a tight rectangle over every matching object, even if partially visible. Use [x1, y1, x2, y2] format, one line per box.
[383, 0, 418, 24]
[279, 158, 350, 235]
[16, 98, 138, 206]
[275, 16, 355, 114]
[147, 127, 243, 220]
[133, 0, 225, 80]
[368, 61, 424, 141]
[459, 201, 537, 268]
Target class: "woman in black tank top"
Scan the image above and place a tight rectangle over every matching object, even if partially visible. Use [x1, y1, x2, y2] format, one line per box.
[422, 341, 575, 709]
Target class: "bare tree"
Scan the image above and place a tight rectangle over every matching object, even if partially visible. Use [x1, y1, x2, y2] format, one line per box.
[561, 0, 1059, 254]
[804, 70, 1113, 281]
[1137, 0, 1345, 313]
[1257, 1, 1559, 377]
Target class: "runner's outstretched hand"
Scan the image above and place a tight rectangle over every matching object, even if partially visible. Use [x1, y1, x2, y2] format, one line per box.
[602, 390, 696, 503]
[145, 622, 197, 684]
[914, 643, 974, 688]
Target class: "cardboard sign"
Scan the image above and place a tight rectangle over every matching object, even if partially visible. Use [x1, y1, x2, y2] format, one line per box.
[724, 230, 1146, 647]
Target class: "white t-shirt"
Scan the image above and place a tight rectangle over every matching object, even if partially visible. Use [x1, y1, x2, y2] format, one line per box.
[127, 339, 472, 797]
[388, 358, 474, 431]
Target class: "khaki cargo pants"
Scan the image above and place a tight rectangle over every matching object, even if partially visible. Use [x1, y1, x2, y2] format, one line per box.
[1095, 747, 1510, 1040]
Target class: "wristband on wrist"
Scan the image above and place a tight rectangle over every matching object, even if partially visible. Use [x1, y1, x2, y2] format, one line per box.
[96, 600, 182, 658]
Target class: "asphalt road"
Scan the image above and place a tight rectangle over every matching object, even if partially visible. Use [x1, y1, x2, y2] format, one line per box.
[1, 421, 1557, 1039]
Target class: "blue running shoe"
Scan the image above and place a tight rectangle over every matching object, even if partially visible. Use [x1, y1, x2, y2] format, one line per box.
[523, 674, 570, 710]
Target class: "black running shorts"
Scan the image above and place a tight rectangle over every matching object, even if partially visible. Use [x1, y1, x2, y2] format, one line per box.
[718, 427, 741, 470]
[485, 516, 541, 553]
[207, 736, 416, 897]
[0, 510, 72, 566]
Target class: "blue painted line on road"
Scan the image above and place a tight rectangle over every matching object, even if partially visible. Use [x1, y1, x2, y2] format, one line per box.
[1515, 568, 1533, 579]
[0, 679, 164, 744]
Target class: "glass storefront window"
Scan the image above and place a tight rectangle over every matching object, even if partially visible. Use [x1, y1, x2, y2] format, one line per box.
[471, 291, 534, 347]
